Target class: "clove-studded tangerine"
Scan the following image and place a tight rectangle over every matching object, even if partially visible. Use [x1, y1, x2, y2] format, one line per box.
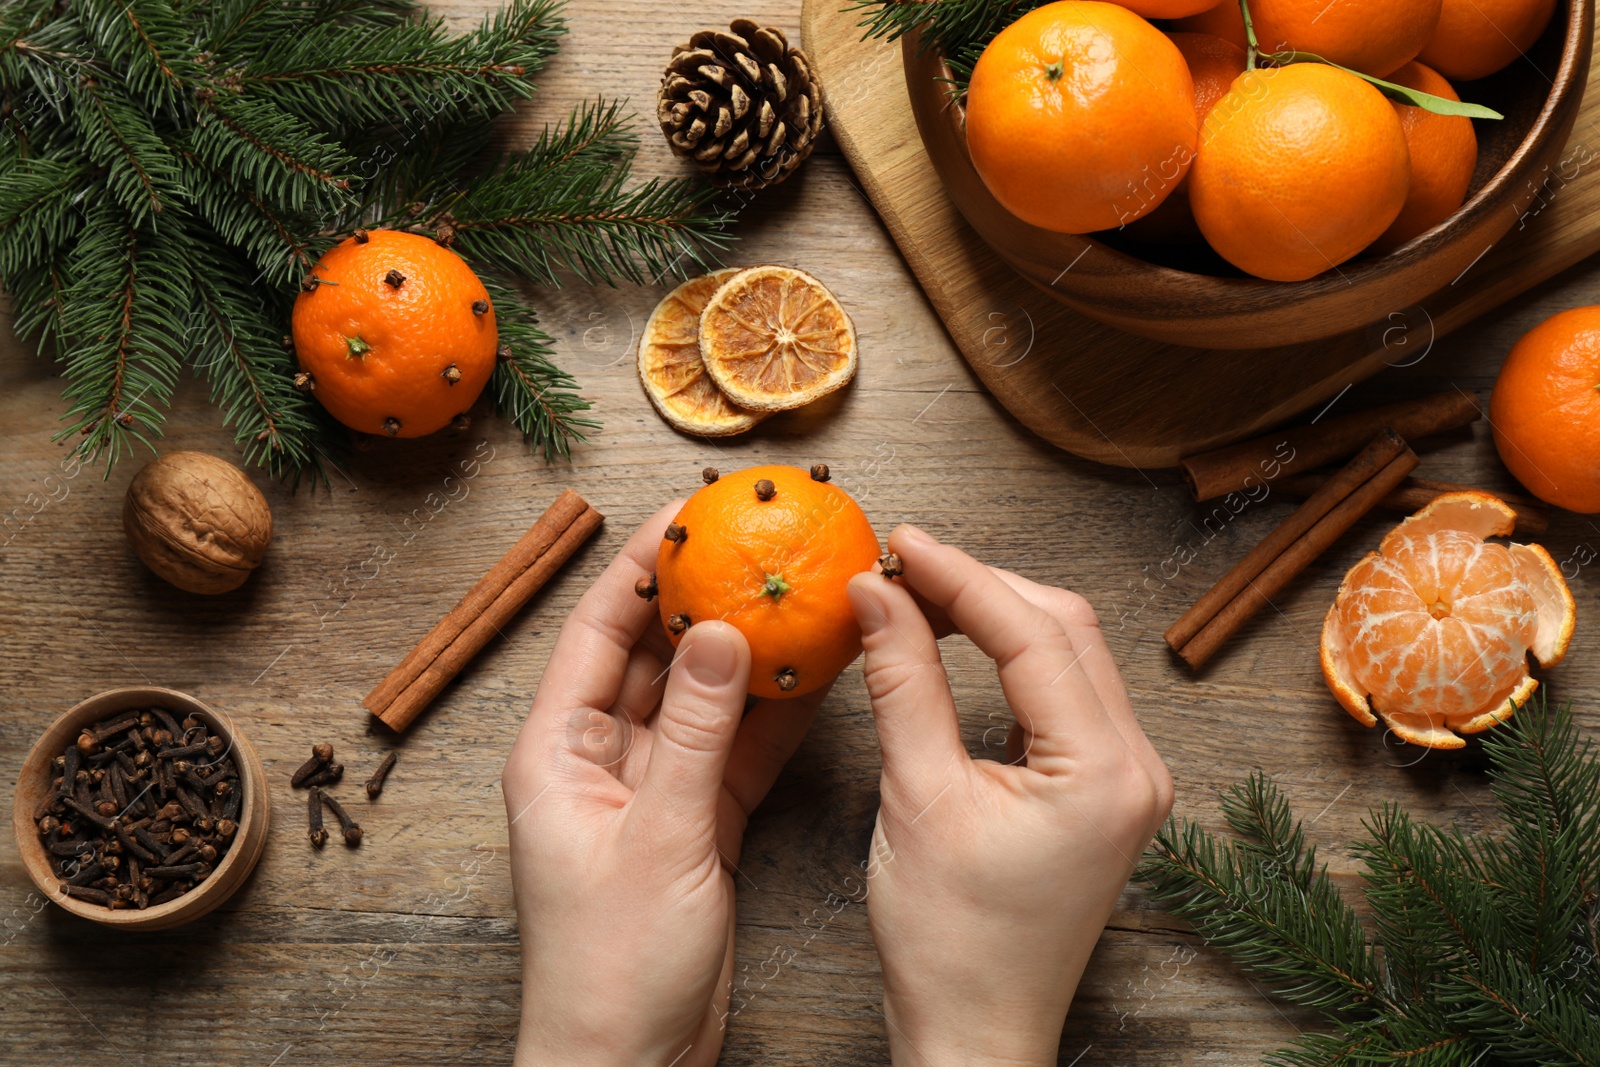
[291, 229, 497, 438]
[655, 463, 882, 699]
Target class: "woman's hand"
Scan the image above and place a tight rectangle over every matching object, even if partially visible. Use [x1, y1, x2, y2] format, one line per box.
[847, 525, 1174, 1067]
[503, 504, 828, 1067]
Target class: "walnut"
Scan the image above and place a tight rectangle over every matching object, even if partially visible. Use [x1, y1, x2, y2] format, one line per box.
[122, 452, 273, 594]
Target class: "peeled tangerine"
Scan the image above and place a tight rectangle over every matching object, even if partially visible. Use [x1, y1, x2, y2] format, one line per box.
[1320, 492, 1575, 749]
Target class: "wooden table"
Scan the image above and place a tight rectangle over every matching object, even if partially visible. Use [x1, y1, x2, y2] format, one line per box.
[2, 3, 1597, 1063]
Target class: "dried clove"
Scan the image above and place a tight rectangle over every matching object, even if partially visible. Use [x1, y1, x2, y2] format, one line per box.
[877, 553, 904, 579]
[775, 668, 798, 692]
[365, 752, 397, 800]
[664, 522, 687, 544]
[307, 787, 328, 849]
[290, 743, 334, 788]
[321, 793, 362, 848]
[300, 763, 344, 789]
[702, 467, 720, 484]
[666, 612, 691, 635]
[810, 463, 831, 482]
[634, 574, 658, 601]
[754, 479, 777, 501]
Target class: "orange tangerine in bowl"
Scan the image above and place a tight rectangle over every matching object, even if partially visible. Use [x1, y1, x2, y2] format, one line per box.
[965, 1, 1197, 234]
[1320, 492, 1575, 749]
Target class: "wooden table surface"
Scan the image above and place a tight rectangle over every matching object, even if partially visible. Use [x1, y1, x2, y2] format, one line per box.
[2, 3, 1598, 1064]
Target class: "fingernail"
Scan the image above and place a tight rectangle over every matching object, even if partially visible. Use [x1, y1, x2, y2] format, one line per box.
[683, 629, 739, 686]
[897, 524, 936, 546]
[847, 577, 888, 636]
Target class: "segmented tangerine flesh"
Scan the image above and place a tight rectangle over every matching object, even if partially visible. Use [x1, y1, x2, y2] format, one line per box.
[1320, 492, 1575, 749]
[699, 266, 857, 411]
[638, 269, 766, 437]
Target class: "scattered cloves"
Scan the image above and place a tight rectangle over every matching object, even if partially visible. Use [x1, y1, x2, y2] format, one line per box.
[635, 574, 658, 601]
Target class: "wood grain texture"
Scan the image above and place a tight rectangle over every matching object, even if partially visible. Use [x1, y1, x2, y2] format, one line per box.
[1, 1, 1598, 1064]
[805, 0, 1600, 466]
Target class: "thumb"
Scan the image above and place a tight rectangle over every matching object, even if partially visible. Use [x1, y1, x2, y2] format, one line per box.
[638, 621, 751, 840]
[847, 573, 966, 798]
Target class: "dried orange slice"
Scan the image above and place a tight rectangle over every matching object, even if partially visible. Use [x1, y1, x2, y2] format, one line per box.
[1320, 491, 1576, 750]
[699, 265, 857, 411]
[639, 269, 766, 437]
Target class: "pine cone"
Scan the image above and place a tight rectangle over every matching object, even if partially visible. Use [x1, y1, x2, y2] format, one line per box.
[657, 19, 824, 192]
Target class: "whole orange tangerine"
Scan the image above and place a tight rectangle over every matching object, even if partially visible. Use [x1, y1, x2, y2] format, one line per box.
[965, 1, 1197, 234]
[1419, 0, 1556, 81]
[1190, 63, 1410, 281]
[291, 229, 497, 438]
[1490, 306, 1600, 513]
[655, 464, 882, 700]
[1371, 61, 1478, 253]
[1176, 0, 1442, 76]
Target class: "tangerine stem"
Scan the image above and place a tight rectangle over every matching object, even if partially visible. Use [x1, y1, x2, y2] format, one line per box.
[1043, 59, 1064, 82]
[762, 573, 791, 599]
[346, 335, 371, 357]
[1239, 0, 1259, 70]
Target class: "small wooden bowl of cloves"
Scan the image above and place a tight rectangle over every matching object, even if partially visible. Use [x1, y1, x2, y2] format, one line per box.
[11, 686, 270, 931]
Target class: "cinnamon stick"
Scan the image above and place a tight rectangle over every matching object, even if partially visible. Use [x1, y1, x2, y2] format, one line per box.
[1274, 474, 1549, 536]
[1180, 390, 1478, 501]
[1165, 431, 1406, 653]
[364, 489, 604, 732]
[1170, 437, 1420, 671]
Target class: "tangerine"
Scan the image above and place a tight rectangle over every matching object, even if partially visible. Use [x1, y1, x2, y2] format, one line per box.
[1371, 61, 1478, 253]
[1124, 32, 1248, 243]
[1321, 492, 1575, 749]
[654, 464, 882, 700]
[1489, 306, 1600, 513]
[1189, 62, 1410, 281]
[1117, 0, 1224, 16]
[292, 230, 497, 438]
[1175, 0, 1441, 76]
[965, 1, 1196, 234]
[1419, 0, 1557, 81]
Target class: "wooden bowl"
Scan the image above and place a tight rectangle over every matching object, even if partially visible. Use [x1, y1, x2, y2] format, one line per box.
[904, 0, 1593, 349]
[12, 686, 270, 931]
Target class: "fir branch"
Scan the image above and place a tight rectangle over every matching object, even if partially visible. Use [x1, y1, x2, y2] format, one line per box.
[444, 100, 734, 287]
[482, 273, 594, 459]
[1140, 816, 1387, 1017]
[0, 155, 89, 275]
[69, 76, 186, 224]
[76, 0, 191, 113]
[54, 208, 190, 469]
[175, 147, 321, 287]
[235, 0, 561, 134]
[190, 94, 356, 215]
[1143, 696, 1600, 1066]
[183, 231, 342, 478]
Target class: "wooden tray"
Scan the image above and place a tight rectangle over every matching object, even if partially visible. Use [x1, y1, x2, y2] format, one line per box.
[800, 0, 1600, 468]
